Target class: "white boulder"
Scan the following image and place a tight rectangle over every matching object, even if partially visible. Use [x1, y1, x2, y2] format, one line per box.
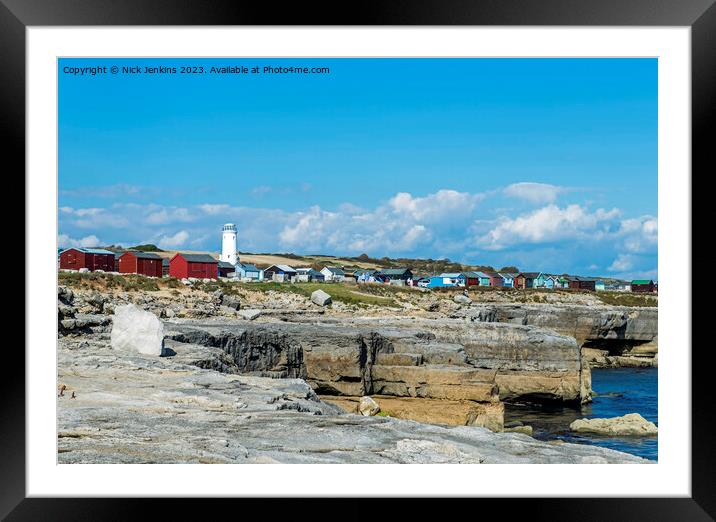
[78, 268, 90, 273]
[358, 396, 381, 416]
[239, 309, 262, 321]
[111, 304, 165, 356]
[311, 289, 332, 306]
[453, 294, 472, 305]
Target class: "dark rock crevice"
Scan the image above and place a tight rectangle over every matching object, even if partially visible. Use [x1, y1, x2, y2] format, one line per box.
[582, 338, 652, 356]
[166, 329, 305, 379]
[166, 327, 395, 394]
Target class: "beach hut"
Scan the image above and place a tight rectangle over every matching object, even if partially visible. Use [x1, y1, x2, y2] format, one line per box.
[567, 276, 596, 291]
[532, 273, 549, 288]
[515, 272, 540, 289]
[320, 266, 345, 282]
[377, 268, 413, 282]
[235, 263, 263, 281]
[218, 261, 236, 278]
[118, 251, 163, 277]
[59, 247, 115, 272]
[499, 273, 517, 288]
[296, 267, 325, 282]
[460, 272, 481, 287]
[169, 253, 219, 280]
[263, 264, 297, 282]
[427, 273, 464, 288]
[485, 272, 505, 287]
[355, 269, 378, 283]
[631, 279, 655, 293]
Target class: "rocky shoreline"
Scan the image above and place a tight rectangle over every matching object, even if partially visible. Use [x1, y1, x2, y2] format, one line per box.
[57, 334, 647, 464]
[57, 276, 657, 463]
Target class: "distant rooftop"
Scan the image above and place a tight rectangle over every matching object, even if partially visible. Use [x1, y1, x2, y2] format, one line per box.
[438, 272, 463, 278]
[519, 272, 541, 278]
[126, 251, 162, 260]
[380, 268, 411, 276]
[61, 247, 115, 255]
[175, 253, 218, 263]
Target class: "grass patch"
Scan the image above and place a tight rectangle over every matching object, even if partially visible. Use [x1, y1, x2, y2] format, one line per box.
[60, 271, 160, 292]
[236, 281, 400, 307]
[165, 277, 182, 288]
[596, 291, 657, 307]
[195, 279, 245, 297]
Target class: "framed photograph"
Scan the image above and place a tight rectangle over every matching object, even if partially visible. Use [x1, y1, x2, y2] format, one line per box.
[6, 0, 713, 518]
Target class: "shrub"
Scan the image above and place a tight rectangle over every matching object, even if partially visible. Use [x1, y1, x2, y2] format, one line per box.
[165, 277, 182, 288]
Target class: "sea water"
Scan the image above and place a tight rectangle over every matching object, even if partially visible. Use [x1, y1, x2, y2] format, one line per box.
[504, 367, 658, 461]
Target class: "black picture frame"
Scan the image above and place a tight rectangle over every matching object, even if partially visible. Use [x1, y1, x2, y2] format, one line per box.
[4, 1, 713, 519]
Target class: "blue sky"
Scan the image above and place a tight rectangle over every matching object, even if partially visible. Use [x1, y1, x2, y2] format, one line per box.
[59, 58, 657, 279]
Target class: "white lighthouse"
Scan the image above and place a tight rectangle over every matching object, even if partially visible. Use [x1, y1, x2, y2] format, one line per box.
[221, 223, 238, 266]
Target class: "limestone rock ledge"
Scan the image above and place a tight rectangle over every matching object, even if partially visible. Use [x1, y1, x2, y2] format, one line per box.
[57, 335, 647, 464]
[164, 318, 587, 404]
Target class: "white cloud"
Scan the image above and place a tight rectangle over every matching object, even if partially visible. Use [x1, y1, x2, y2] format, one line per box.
[145, 207, 196, 225]
[275, 191, 465, 255]
[608, 254, 634, 272]
[250, 186, 272, 197]
[388, 189, 482, 224]
[250, 183, 311, 198]
[60, 207, 130, 229]
[199, 204, 230, 216]
[60, 184, 141, 199]
[481, 204, 621, 250]
[58, 234, 101, 248]
[616, 216, 658, 253]
[278, 206, 341, 251]
[157, 230, 189, 249]
[74, 208, 104, 217]
[503, 182, 565, 204]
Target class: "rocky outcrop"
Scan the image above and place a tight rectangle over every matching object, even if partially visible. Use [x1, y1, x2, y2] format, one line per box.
[59, 288, 594, 405]
[459, 303, 657, 344]
[165, 325, 306, 379]
[569, 413, 657, 436]
[164, 318, 588, 404]
[582, 347, 657, 368]
[314, 316, 588, 403]
[324, 395, 505, 431]
[455, 303, 658, 367]
[220, 294, 241, 311]
[60, 314, 112, 336]
[57, 335, 647, 463]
